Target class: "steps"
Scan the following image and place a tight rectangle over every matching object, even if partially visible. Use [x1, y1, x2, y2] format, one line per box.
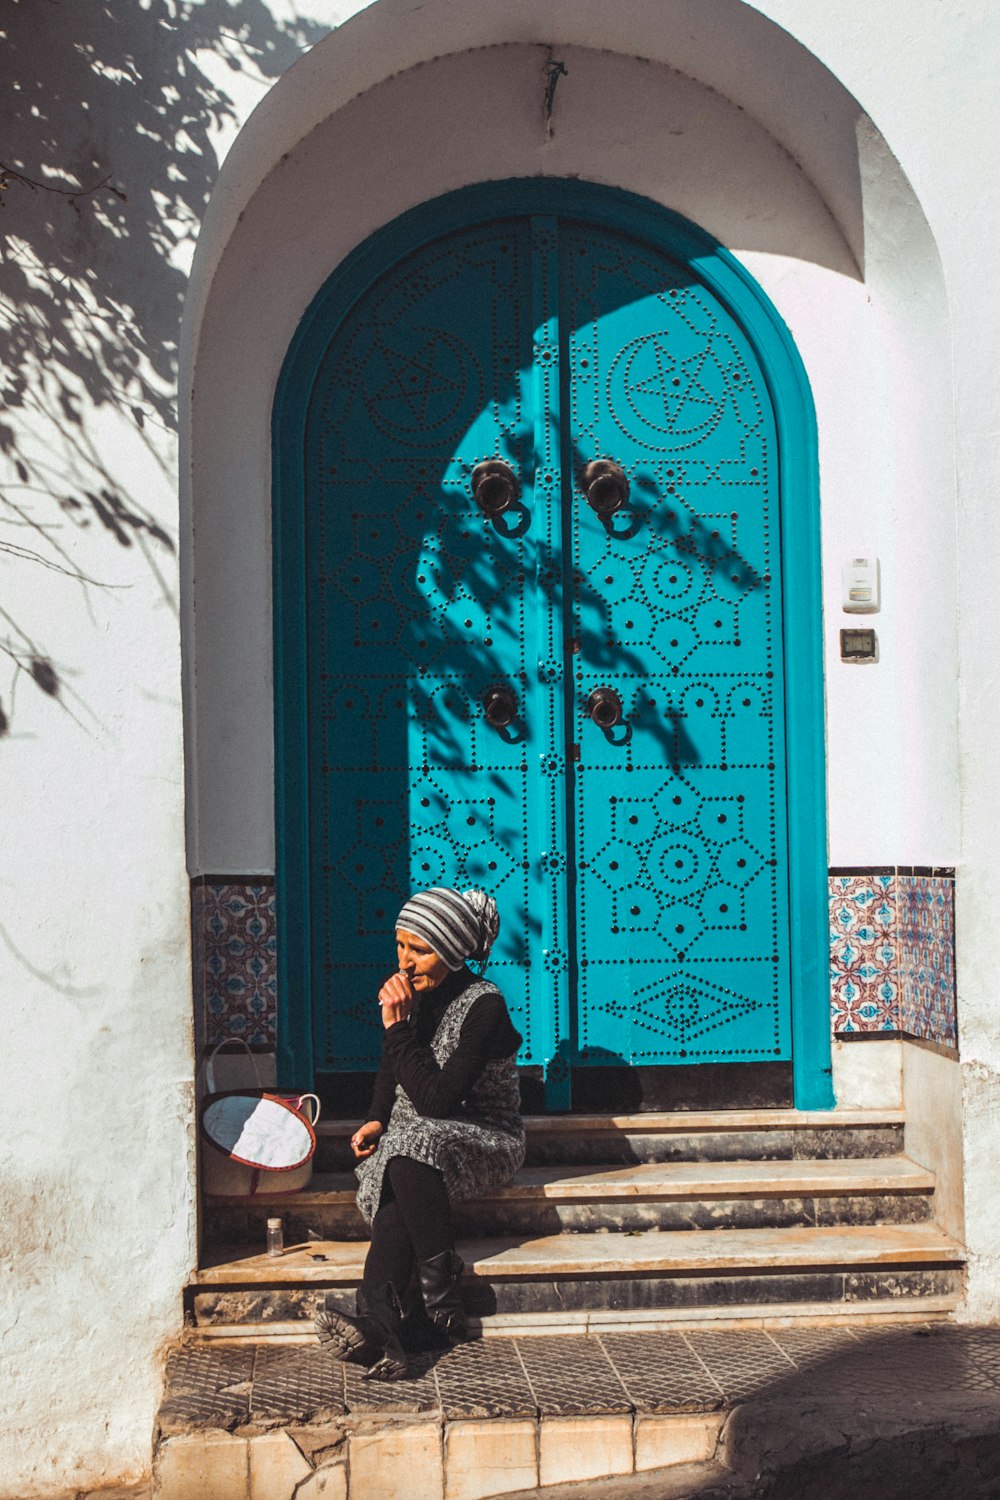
[317, 1108, 910, 1169]
[205, 1156, 936, 1241]
[192, 1109, 964, 1339]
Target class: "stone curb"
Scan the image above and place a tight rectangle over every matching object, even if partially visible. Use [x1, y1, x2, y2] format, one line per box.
[151, 1411, 725, 1500]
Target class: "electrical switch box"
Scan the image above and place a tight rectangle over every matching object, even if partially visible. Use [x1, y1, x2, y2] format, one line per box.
[842, 555, 880, 613]
[840, 627, 878, 662]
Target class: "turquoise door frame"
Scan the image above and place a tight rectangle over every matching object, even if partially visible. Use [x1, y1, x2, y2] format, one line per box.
[273, 179, 833, 1111]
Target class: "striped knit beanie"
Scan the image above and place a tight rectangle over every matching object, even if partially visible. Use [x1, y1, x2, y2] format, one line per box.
[395, 887, 500, 971]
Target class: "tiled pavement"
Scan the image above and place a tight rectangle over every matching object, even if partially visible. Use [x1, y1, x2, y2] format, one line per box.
[157, 1323, 1000, 1433]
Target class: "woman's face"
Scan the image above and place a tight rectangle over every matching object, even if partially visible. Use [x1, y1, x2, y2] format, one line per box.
[396, 928, 450, 991]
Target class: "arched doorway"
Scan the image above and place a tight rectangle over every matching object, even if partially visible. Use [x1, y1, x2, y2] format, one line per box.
[273, 180, 829, 1111]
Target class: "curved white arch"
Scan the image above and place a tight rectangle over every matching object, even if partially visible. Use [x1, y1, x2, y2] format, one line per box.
[187, 0, 872, 337]
[180, 1, 955, 883]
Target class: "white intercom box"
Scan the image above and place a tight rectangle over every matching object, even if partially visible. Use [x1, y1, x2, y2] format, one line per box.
[841, 555, 880, 613]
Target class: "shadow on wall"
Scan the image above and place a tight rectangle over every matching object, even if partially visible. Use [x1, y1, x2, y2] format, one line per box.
[0, 0, 329, 735]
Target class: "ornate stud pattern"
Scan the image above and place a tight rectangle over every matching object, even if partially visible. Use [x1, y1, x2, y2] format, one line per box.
[308, 225, 538, 1069]
[565, 228, 786, 1063]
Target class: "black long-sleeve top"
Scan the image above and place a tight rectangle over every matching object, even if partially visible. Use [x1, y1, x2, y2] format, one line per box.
[366, 966, 522, 1125]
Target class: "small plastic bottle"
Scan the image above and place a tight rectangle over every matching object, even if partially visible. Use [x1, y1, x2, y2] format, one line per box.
[266, 1217, 284, 1258]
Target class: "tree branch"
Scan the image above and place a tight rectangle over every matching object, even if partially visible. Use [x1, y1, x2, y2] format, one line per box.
[0, 163, 127, 208]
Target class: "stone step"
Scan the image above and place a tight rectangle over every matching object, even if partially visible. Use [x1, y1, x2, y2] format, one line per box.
[195, 1295, 960, 1343]
[314, 1108, 905, 1171]
[203, 1155, 936, 1244]
[191, 1221, 964, 1331]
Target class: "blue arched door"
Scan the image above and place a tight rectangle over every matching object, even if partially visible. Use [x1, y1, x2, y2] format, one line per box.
[274, 182, 831, 1111]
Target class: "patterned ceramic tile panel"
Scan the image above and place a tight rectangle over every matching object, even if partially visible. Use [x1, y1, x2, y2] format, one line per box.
[897, 875, 957, 1048]
[193, 880, 277, 1047]
[829, 874, 900, 1033]
[190, 870, 955, 1052]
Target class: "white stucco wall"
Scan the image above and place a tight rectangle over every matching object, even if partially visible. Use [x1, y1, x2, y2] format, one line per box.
[3, 1, 1000, 1493]
[0, 401, 194, 1492]
[751, 0, 1000, 1312]
[1, 8, 203, 1493]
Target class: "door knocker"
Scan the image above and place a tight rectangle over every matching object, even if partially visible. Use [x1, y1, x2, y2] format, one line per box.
[482, 684, 525, 744]
[471, 460, 520, 517]
[580, 459, 629, 517]
[471, 459, 530, 536]
[482, 684, 519, 731]
[585, 686, 631, 746]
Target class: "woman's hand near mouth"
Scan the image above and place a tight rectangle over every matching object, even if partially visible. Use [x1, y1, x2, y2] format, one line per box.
[378, 969, 415, 1028]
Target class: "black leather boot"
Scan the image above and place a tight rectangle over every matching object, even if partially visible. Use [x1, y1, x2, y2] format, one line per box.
[417, 1250, 471, 1343]
[399, 1298, 451, 1352]
[314, 1303, 375, 1364]
[356, 1281, 409, 1381]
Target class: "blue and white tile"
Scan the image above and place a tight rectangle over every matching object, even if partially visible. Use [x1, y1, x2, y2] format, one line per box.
[897, 875, 956, 1048]
[829, 874, 899, 1033]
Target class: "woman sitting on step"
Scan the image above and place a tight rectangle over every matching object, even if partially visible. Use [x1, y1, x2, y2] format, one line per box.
[316, 886, 525, 1381]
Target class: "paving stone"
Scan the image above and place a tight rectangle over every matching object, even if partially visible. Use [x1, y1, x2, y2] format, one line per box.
[759, 1328, 868, 1395]
[443, 1418, 539, 1500]
[538, 1413, 634, 1487]
[153, 1431, 249, 1500]
[842, 1323, 932, 1347]
[250, 1346, 345, 1422]
[159, 1347, 255, 1432]
[634, 1412, 724, 1471]
[947, 1328, 1000, 1352]
[249, 1430, 312, 1500]
[435, 1338, 537, 1418]
[342, 1349, 441, 1414]
[599, 1333, 725, 1413]
[348, 1422, 444, 1500]
[767, 1327, 862, 1365]
[166, 1345, 255, 1390]
[946, 1328, 1000, 1382]
[684, 1330, 795, 1401]
[515, 1335, 630, 1414]
[760, 1327, 1000, 1402]
[293, 1464, 348, 1500]
[840, 1329, 1000, 1394]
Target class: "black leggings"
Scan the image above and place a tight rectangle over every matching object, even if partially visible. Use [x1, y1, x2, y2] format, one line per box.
[362, 1156, 455, 1294]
